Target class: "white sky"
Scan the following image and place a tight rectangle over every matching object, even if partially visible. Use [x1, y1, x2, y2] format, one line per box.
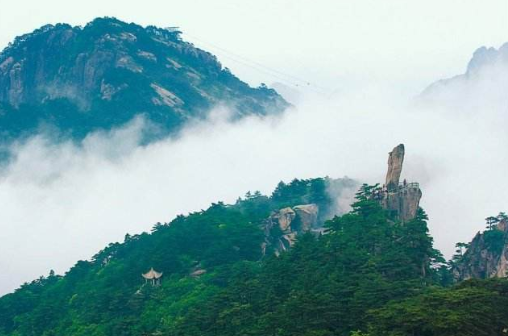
[1, 0, 507, 91]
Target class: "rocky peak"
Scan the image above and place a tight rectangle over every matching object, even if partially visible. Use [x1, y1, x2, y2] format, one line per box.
[466, 42, 508, 76]
[420, 42, 508, 102]
[385, 144, 405, 191]
[376, 144, 422, 222]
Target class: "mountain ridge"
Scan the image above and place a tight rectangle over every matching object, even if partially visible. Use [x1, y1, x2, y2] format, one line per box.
[1, 145, 507, 335]
[0, 17, 288, 140]
[420, 42, 508, 102]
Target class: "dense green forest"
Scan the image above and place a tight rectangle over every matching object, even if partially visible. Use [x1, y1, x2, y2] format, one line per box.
[0, 180, 507, 336]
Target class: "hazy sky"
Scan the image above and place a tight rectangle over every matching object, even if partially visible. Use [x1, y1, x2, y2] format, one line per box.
[0, 1, 508, 294]
[1, 0, 507, 90]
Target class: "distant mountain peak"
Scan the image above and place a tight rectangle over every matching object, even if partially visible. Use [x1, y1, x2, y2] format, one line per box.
[419, 42, 508, 109]
[466, 42, 508, 76]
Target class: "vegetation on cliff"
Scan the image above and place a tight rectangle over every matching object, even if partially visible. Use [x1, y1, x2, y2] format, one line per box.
[2, 180, 505, 336]
[451, 213, 508, 281]
[0, 17, 288, 141]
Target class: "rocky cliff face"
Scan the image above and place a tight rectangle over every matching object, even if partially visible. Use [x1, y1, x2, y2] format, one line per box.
[261, 145, 422, 255]
[262, 204, 319, 255]
[0, 17, 288, 140]
[452, 218, 508, 281]
[376, 144, 422, 222]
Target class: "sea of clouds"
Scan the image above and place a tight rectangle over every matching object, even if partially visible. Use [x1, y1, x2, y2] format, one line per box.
[0, 51, 507, 295]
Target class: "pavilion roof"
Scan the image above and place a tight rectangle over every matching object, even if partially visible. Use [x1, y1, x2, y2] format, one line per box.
[142, 267, 163, 279]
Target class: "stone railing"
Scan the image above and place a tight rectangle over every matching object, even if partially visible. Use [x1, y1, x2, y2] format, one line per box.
[399, 182, 419, 189]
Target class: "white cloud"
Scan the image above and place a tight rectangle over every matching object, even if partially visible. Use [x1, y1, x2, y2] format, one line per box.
[1, 54, 508, 295]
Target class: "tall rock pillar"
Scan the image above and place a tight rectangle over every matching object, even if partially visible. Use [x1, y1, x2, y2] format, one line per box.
[378, 144, 422, 222]
[385, 144, 405, 191]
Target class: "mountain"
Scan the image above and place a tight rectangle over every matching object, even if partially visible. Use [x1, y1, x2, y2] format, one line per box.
[3, 145, 507, 336]
[0, 17, 288, 140]
[420, 42, 508, 109]
[0, 175, 360, 335]
[419, 43, 508, 284]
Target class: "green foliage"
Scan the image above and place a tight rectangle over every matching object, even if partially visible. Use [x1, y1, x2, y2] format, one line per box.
[368, 278, 508, 336]
[0, 202, 265, 335]
[0, 182, 503, 336]
[451, 211, 507, 279]
[483, 229, 505, 254]
[0, 178, 334, 335]
[271, 178, 336, 222]
[166, 184, 441, 336]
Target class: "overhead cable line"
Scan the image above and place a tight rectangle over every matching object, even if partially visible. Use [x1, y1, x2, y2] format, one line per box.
[183, 32, 333, 95]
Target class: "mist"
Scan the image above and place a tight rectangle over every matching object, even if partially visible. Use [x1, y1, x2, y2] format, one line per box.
[1, 55, 507, 295]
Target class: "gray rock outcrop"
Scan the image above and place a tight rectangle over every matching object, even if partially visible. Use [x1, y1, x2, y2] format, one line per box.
[272, 207, 296, 232]
[379, 185, 422, 222]
[452, 218, 508, 281]
[376, 144, 422, 222]
[293, 204, 319, 231]
[262, 204, 319, 255]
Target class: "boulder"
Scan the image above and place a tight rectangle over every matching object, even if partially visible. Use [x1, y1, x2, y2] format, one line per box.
[293, 204, 319, 230]
[263, 204, 319, 255]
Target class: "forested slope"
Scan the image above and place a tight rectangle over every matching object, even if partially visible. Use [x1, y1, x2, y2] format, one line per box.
[0, 182, 507, 336]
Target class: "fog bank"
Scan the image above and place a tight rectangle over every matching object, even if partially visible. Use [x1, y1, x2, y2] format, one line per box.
[1, 58, 507, 294]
